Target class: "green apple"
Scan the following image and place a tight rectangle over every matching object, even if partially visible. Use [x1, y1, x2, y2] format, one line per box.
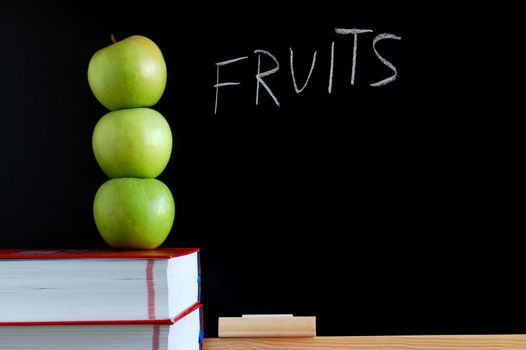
[92, 108, 172, 178]
[93, 178, 175, 249]
[87, 35, 167, 110]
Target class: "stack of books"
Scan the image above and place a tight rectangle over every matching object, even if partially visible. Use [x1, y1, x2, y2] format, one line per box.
[0, 248, 203, 350]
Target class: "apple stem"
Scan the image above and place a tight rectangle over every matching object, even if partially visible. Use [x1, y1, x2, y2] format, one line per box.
[111, 34, 117, 44]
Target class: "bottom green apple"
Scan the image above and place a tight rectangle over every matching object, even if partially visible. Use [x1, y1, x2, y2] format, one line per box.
[94, 178, 175, 249]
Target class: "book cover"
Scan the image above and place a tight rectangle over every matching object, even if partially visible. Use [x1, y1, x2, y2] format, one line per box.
[0, 247, 199, 259]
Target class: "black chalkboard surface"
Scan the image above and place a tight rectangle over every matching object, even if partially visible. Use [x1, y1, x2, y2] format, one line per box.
[0, 1, 522, 336]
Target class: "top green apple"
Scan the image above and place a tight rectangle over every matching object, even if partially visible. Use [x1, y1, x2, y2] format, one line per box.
[88, 35, 167, 110]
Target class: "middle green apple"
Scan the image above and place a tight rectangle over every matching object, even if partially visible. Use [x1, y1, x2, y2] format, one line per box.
[93, 108, 172, 178]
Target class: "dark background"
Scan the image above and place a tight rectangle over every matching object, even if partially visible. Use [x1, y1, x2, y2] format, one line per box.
[1, 1, 522, 336]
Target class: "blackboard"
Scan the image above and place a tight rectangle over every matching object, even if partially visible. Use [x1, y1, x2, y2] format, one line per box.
[1, 1, 522, 336]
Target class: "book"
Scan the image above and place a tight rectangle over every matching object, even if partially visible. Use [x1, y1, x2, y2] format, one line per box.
[0, 248, 200, 323]
[0, 302, 203, 350]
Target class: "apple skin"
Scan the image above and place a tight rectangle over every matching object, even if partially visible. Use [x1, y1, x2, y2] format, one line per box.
[87, 35, 167, 110]
[93, 178, 175, 249]
[92, 108, 172, 178]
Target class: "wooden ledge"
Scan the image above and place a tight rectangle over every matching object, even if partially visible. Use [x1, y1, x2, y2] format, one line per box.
[204, 334, 526, 349]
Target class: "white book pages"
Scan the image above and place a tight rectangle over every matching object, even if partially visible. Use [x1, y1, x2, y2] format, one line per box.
[0, 306, 202, 350]
[0, 252, 199, 322]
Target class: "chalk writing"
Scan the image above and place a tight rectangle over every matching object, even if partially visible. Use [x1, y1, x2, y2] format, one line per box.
[213, 27, 401, 114]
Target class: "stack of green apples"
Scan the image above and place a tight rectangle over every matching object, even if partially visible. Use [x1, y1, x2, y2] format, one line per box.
[88, 35, 174, 249]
